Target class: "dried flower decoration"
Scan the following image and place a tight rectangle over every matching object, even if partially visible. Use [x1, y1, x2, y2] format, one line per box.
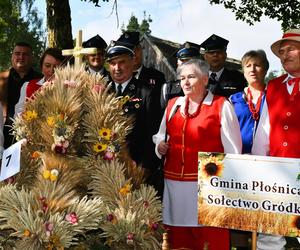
[45, 222, 54, 237]
[43, 170, 51, 179]
[65, 212, 79, 225]
[93, 127, 121, 161]
[48, 113, 75, 154]
[47, 114, 64, 127]
[143, 201, 149, 208]
[126, 232, 134, 245]
[98, 128, 111, 140]
[32, 151, 40, 159]
[119, 183, 132, 196]
[93, 83, 105, 93]
[43, 169, 59, 182]
[93, 142, 107, 153]
[4, 176, 16, 184]
[23, 110, 38, 121]
[106, 214, 117, 224]
[39, 196, 48, 213]
[64, 80, 77, 88]
[150, 222, 159, 231]
[47, 234, 63, 249]
[23, 229, 31, 237]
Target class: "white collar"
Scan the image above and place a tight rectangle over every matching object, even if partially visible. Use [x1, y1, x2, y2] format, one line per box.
[283, 73, 298, 83]
[209, 68, 224, 80]
[89, 67, 104, 75]
[38, 77, 46, 86]
[115, 77, 133, 92]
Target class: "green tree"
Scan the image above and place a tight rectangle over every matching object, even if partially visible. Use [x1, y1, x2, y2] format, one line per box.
[265, 70, 282, 83]
[0, 0, 45, 71]
[208, 0, 300, 31]
[140, 11, 152, 35]
[126, 14, 139, 32]
[122, 11, 152, 35]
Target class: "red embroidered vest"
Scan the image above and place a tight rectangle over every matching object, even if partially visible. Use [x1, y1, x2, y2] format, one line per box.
[164, 96, 225, 181]
[267, 74, 300, 158]
[26, 78, 42, 98]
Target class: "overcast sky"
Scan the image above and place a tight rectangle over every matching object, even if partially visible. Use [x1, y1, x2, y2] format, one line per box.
[35, 0, 284, 72]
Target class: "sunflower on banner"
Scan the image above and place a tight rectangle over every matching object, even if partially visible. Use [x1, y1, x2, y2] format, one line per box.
[0, 65, 163, 249]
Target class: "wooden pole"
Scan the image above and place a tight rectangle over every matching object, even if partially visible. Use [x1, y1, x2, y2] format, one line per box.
[162, 232, 169, 250]
[252, 231, 257, 250]
[74, 30, 82, 67]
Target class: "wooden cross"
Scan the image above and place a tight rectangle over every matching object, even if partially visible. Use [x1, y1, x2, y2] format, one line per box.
[62, 30, 98, 68]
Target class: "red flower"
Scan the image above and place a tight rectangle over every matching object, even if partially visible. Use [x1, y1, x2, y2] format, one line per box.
[65, 212, 78, 225]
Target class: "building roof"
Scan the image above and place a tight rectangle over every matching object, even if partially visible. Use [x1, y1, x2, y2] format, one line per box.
[145, 34, 242, 70]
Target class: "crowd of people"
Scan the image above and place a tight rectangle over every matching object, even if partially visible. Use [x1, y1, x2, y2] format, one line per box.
[0, 28, 300, 250]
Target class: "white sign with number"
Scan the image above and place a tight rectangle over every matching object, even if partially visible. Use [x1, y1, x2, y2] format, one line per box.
[0, 140, 22, 181]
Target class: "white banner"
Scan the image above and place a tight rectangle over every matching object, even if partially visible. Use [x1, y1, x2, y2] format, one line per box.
[198, 152, 300, 237]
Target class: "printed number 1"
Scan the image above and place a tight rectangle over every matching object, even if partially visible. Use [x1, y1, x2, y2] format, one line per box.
[5, 154, 12, 167]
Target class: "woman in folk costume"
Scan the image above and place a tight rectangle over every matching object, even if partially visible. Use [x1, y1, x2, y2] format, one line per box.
[229, 50, 269, 247]
[230, 50, 269, 154]
[14, 48, 63, 116]
[153, 59, 242, 249]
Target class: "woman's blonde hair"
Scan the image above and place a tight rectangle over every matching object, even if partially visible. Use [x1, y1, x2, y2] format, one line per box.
[241, 50, 269, 73]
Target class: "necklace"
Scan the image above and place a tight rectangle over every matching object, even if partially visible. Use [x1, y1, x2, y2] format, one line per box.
[246, 88, 264, 121]
[184, 98, 202, 118]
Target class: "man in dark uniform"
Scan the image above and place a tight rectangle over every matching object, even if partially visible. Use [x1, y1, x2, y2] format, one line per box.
[0, 42, 42, 148]
[160, 41, 201, 109]
[200, 34, 246, 97]
[82, 34, 109, 77]
[106, 40, 158, 177]
[115, 32, 167, 197]
[117, 31, 165, 121]
[117, 32, 165, 92]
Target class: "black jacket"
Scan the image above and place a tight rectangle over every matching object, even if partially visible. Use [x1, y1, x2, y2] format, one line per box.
[160, 79, 184, 110]
[4, 67, 43, 148]
[109, 77, 157, 170]
[207, 68, 247, 97]
[138, 65, 166, 124]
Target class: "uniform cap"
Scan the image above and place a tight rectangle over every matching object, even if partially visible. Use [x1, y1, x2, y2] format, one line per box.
[82, 34, 107, 50]
[176, 41, 201, 60]
[200, 34, 229, 52]
[117, 31, 141, 47]
[105, 40, 135, 60]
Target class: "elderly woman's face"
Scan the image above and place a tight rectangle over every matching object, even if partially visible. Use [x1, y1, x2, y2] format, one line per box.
[180, 65, 207, 97]
[243, 57, 266, 87]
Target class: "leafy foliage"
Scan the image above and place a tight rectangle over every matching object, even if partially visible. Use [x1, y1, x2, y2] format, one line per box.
[265, 69, 283, 83]
[209, 0, 300, 31]
[122, 11, 152, 35]
[81, 0, 110, 7]
[0, 0, 45, 71]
